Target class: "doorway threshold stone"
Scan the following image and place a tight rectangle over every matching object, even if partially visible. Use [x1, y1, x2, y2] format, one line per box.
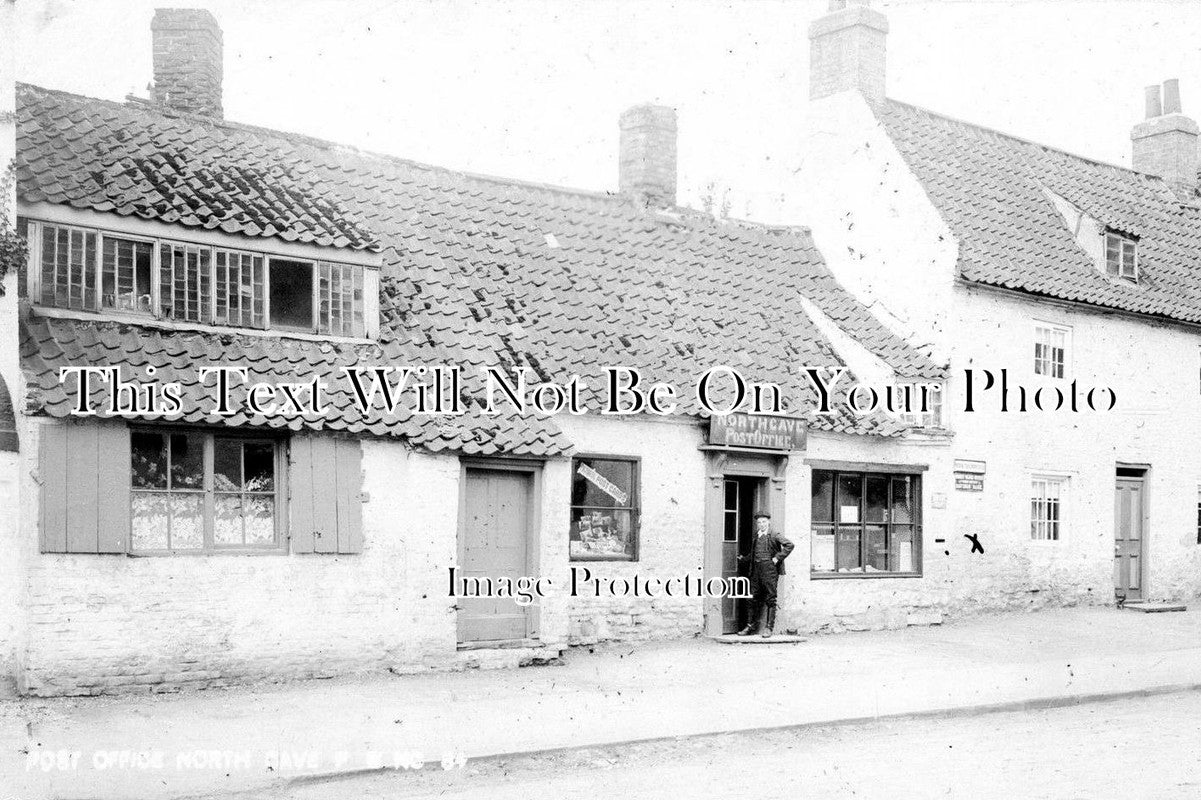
[1122, 601, 1187, 613]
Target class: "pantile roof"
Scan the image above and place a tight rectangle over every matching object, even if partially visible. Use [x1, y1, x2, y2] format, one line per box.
[17, 83, 944, 454]
[872, 98, 1201, 324]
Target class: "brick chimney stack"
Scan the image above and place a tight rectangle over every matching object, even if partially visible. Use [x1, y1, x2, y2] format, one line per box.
[619, 104, 678, 208]
[151, 8, 223, 118]
[809, 0, 888, 102]
[1131, 79, 1198, 194]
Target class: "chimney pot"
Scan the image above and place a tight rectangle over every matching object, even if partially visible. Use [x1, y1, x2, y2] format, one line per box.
[1145, 85, 1162, 119]
[1131, 79, 1198, 196]
[618, 104, 678, 208]
[809, 0, 889, 102]
[1163, 78, 1182, 114]
[151, 8, 223, 118]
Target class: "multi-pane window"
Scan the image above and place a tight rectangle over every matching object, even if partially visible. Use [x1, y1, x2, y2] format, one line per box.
[1034, 324, 1068, 378]
[811, 470, 921, 576]
[39, 223, 98, 310]
[214, 249, 265, 328]
[27, 221, 370, 338]
[130, 429, 280, 553]
[1030, 476, 1065, 541]
[570, 456, 639, 560]
[898, 383, 943, 429]
[319, 261, 366, 338]
[102, 236, 154, 314]
[1105, 231, 1138, 281]
[159, 242, 212, 323]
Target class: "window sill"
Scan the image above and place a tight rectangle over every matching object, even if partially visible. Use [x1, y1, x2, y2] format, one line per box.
[27, 305, 374, 345]
[570, 554, 638, 563]
[809, 571, 923, 580]
[125, 548, 288, 557]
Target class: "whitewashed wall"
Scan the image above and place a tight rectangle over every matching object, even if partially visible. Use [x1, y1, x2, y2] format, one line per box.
[548, 414, 707, 643]
[18, 419, 465, 696]
[948, 288, 1201, 603]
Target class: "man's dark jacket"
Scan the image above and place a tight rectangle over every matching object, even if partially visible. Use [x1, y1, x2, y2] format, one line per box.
[741, 531, 795, 575]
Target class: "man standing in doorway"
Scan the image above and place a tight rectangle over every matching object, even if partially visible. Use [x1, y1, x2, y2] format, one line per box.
[737, 512, 794, 638]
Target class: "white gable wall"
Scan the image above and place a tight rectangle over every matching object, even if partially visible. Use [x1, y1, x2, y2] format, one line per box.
[789, 91, 959, 362]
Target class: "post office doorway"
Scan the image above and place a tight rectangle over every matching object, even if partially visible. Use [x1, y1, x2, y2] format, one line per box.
[720, 475, 769, 634]
[1114, 466, 1147, 602]
[703, 451, 787, 637]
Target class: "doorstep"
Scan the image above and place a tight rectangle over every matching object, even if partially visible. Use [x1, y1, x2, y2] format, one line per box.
[713, 634, 808, 644]
[453, 640, 566, 670]
[1121, 601, 1188, 613]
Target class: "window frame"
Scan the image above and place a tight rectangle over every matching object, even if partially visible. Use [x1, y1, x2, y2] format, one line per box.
[128, 426, 287, 557]
[267, 256, 318, 334]
[810, 468, 923, 579]
[1104, 230, 1138, 282]
[1030, 474, 1068, 543]
[568, 453, 641, 562]
[24, 218, 371, 340]
[898, 382, 944, 429]
[1033, 322, 1071, 379]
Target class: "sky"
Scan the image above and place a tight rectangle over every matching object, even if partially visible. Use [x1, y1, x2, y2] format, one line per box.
[11, 0, 1201, 220]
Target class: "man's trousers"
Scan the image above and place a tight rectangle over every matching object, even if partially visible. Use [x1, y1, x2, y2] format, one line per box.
[749, 561, 779, 610]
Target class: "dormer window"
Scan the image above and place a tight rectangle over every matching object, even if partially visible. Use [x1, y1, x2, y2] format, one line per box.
[27, 220, 375, 339]
[1104, 230, 1138, 282]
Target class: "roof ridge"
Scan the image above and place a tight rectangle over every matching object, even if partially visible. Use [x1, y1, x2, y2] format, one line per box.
[16, 81, 830, 249]
[874, 95, 1162, 181]
[18, 81, 635, 207]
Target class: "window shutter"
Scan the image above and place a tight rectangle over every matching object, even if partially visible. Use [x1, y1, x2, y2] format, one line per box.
[39, 421, 130, 554]
[288, 434, 363, 554]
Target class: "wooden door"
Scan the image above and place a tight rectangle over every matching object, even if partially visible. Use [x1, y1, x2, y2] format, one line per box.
[459, 468, 532, 643]
[1114, 477, 1144, 601]
[721, 476, 762, 633]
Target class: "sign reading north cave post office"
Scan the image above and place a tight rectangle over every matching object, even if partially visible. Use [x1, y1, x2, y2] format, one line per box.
[708, 413, 806, 451]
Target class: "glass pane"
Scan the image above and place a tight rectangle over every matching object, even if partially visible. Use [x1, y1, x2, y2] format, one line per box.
[131, 431, 168, 489]
[214, 439, 241, 491]
[892, 526, 915, 573]
[571, 459, 634, 508]
[214, 494, 243, 545]
[811, 470, 834, 522]
[245, 496, 276, 545]
[131, 492, 169, 550]
[865, 476, 889, 523]
[169, 433, 204, 489]
[891, 477, 914, 523]
[836, 527, 862, 572]
[570, 507, 634, 558]
[724, 479, 737, 511]
[102, 237, 153, 313]
[865, 525, 887, 571]
[168, 493, 204, 549]
[811, 524, 835, 572]
[243, 442, 275, 492]
[836, 474, 862, 524]
[724, 511, 738, 542]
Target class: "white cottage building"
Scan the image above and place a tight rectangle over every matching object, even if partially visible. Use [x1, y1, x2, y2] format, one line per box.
[793, 0, 1201, 609]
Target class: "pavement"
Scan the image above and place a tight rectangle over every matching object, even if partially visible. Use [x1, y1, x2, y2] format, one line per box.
[4, 605, 1201, 800]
